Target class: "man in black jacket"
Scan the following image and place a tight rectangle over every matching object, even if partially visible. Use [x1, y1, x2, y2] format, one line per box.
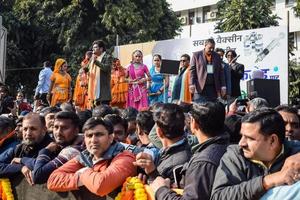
[150, 102, 229, 200]
[211, 108, 300, 200]
[135, 103, 192, 183]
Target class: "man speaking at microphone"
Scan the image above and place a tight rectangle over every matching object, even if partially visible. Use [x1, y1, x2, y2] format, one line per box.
[87, 40, 113, 108]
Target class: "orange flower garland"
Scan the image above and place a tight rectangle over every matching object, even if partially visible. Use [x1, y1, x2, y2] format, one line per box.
[0, 178, 14, 200]
[115, 177, 147, 200]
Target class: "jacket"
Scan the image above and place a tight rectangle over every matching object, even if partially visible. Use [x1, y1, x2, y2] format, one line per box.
[230, 62, 244, 97]
[47, 142, 137, 198]
[149, 138, 192, 183]
[0, 130, 20, 155]
[32, 135, 84, 184]
[88, 52, 113, 102]
[189, 50, 225, 94]
[0, 134, 53, 177]
[155, 134, 229, 200]
[211, 141, 300, 200]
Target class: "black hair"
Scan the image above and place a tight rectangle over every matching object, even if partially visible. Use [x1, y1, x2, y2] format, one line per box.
[104, 114, 128, 133]
[40, 106, 62, 116]
[121, 107, 138, 122]
[181, 54, 190, 61]
[60, 102, 76, 113]
[92, 40, 106, 51]
[224, 114, 242, 144]
[136, 111, 155, 135]
[0, 116, 15, 131]
[241, 108, 285, 144]
[205, 38, 215, 45]
[215, 48, 225, 54]
[113, 58, 120, 63]
[275, 104, 298, 115]
[178, 102, 192, 113]
[77, 110, 92, 133]
[82, 117, 113, 134]
[153, 103, 185, 139]
[111, 107, 122, 115]
[55, 111, 80, 128]
[0, 85, 9, 94]
[92, 104, 113, 118]
[190, 102, 225, 137]
[153, 54, 162, 60]
[43, 61, 51, 67]
[225, 49, 237, 58]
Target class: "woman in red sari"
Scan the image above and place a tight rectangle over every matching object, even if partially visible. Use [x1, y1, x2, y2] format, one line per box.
[110, 58, 128, 108]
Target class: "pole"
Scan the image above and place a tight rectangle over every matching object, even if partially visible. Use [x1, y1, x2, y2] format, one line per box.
[287, 10, 290, 104]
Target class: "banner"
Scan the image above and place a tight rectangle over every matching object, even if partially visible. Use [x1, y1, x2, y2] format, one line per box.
[117, 26, 288, 104]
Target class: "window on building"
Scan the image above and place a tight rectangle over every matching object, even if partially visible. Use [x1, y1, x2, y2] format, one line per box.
[203, 6, 210, 23]
[286, 0, 295, 5]
[188, 11, 195, 25]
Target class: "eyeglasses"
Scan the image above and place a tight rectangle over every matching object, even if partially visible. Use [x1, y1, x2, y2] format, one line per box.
[154, 60, 160, 61]
[180, 60, 187, 62]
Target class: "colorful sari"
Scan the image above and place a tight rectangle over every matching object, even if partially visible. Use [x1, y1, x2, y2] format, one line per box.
[148, 66, 168, 105]
[126, 63, 149, 111]
[73, 68, 88, 110]
[50, 59, 71, 106]
[111, 67, 128, 108]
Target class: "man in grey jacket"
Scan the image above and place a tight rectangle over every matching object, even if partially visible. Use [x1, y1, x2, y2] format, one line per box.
[211, 108, 300, 200]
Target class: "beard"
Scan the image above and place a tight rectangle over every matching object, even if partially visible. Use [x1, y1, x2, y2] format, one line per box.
[22, 139, 37, 146]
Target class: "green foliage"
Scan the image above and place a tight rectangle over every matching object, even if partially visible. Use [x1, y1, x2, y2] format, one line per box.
[294, 0, 300, 17]
[289, 60, 300, 105]
[1, 0, 180, 97]
[215, 0, 279, 32]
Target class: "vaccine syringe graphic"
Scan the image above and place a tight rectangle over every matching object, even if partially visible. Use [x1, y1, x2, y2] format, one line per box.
[255, 32, 285, 63]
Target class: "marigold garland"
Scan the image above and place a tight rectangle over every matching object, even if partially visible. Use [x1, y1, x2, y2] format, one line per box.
[0, 178, 14, 200]
[115, 177, 147, 200]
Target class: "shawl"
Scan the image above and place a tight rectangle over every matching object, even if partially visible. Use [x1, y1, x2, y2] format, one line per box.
[53, 58, 66, 73]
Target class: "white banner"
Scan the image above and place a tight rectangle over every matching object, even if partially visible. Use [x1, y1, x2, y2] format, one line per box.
[118, 26, 288, 104]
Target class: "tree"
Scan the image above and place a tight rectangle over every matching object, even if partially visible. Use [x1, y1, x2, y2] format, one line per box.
[289, 0, 300, 104]
[1, 0, 180, 97]
[215, 0, 279, 32]
[295, 0, 300, 17]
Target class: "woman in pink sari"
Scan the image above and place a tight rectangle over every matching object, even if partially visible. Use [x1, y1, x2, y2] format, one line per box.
[126, 50, 151, 111]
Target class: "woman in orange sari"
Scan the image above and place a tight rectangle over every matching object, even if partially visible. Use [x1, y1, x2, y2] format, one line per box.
[47, 58, 72, 106]
[111, 58, 128, 108]
[73, 51, 92, 111]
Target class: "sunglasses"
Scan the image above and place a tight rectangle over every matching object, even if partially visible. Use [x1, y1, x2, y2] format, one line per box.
[180, 60, 187, 62]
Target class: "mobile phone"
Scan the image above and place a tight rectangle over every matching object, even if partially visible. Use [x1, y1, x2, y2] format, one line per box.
[173, 165, 184, 189]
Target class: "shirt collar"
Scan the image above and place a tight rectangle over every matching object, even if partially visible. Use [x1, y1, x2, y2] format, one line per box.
[250, 144, 284, 170]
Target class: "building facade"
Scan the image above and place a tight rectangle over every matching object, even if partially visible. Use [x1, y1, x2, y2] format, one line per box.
[167, 0, 300, 62]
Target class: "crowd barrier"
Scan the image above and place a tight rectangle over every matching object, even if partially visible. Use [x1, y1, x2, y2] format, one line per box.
[9, 174, 117, 200]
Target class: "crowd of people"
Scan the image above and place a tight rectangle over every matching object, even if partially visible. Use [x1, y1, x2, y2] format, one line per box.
[0, 38, 299, 200]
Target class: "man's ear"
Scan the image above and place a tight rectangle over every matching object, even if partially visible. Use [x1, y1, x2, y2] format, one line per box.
[190, 117, 199, 133]
[269, 134, 280, 148]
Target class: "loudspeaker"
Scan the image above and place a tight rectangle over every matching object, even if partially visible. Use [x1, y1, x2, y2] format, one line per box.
[247, 79, 280, 107]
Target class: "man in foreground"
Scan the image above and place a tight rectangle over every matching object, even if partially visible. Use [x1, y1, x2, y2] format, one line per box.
[211, 108, 300, 200]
